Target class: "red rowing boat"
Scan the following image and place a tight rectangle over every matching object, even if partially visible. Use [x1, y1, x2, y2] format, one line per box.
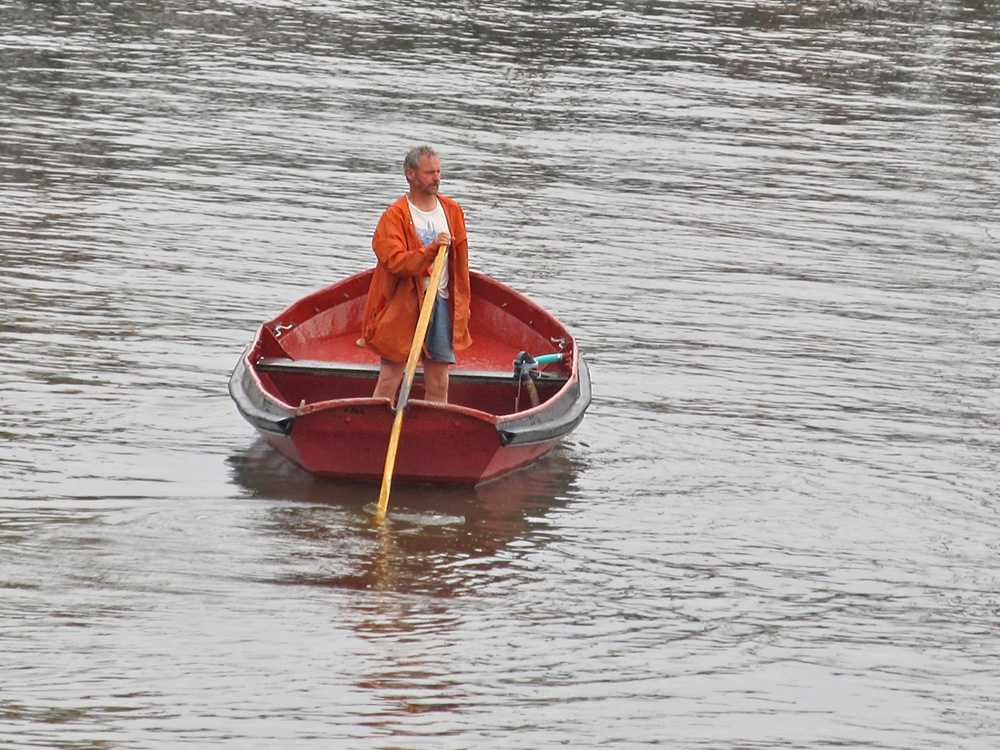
[229, 269, 591, 485]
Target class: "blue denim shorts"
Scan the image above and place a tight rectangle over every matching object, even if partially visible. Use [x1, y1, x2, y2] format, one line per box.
[423, 295, 456, 364]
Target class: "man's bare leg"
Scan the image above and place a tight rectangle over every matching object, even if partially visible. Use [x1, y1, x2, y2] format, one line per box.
[373, 361, 405, 402]
[422, 360, 450, 403]
[373, 360, 449, 403]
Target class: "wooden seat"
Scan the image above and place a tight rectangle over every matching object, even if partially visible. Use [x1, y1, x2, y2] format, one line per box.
[255, 357, 568, 385]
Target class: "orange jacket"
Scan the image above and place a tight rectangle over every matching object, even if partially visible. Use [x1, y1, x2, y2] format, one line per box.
[361, 194, 472, 363]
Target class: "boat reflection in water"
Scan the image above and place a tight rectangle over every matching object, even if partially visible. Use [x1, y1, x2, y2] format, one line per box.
[228, 437, 584, 597]
[229, 438, 585, 725]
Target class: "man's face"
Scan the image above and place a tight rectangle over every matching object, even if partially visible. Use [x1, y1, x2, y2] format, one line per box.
[408, 155, 441, 195]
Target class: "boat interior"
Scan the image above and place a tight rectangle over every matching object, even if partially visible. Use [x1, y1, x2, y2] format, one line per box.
[253, 322, 569, 417]
[247, 273, 574, 417]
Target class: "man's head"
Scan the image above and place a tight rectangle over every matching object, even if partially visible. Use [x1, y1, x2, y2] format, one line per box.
[404, 145, 439, 174]
[404, 145, 442, 197]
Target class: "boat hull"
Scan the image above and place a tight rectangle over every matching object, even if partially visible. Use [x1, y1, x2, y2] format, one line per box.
[261, 401, 563, 484]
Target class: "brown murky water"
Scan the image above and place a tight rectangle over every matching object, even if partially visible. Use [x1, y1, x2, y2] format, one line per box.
[3, 2, 999, 747]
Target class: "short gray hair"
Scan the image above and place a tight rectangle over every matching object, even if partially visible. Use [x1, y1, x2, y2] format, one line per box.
[404, 145, 439, 174]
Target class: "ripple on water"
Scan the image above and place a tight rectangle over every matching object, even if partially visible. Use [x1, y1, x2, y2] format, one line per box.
[2, 1, 1000, 748]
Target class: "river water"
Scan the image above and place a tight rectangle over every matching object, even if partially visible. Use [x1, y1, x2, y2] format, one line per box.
[2, 1, 999, 748]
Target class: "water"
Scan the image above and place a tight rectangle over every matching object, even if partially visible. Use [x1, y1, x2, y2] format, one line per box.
[3, 1, 1000, 747]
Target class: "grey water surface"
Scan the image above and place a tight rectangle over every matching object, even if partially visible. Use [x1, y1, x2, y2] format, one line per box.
[2, 1, 1000, 748]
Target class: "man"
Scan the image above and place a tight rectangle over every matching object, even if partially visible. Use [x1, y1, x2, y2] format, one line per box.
[360, 146, 472, 403]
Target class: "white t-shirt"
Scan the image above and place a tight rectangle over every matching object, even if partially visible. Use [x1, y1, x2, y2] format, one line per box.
[407, 198, 450, 298]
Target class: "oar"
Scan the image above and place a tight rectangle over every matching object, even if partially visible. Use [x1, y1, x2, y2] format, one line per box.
[513, 351, 565, 411]
[375, 243, 449, 520]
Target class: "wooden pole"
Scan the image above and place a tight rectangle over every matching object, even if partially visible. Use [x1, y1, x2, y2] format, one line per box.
[375, 244, 449, 520]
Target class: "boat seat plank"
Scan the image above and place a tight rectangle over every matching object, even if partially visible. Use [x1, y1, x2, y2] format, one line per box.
[255, 357, 568, 385]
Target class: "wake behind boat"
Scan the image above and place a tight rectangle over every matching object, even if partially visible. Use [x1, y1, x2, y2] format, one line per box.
[229, 269, 590, 485]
